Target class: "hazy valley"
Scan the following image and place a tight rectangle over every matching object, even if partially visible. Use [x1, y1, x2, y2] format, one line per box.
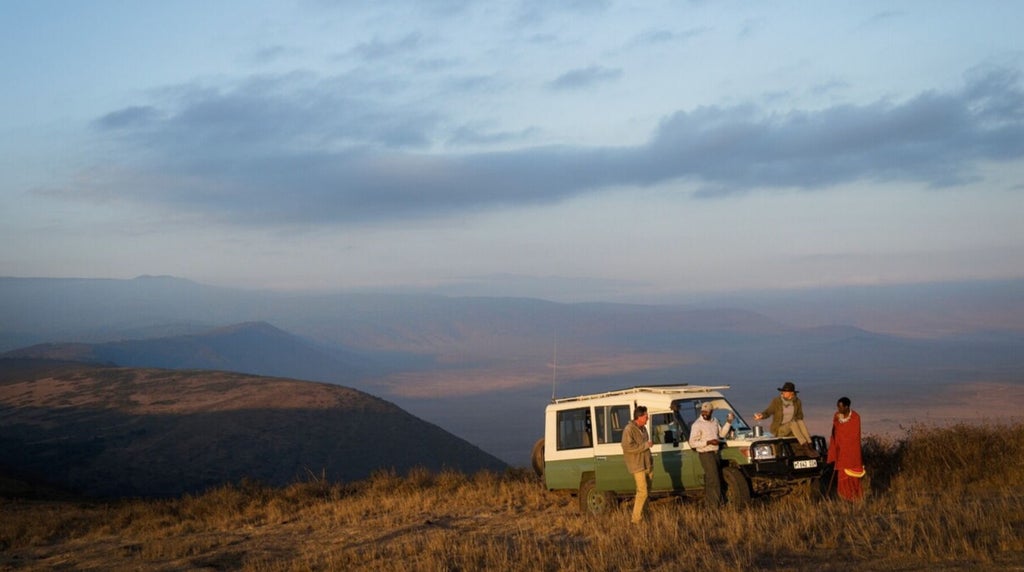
[3, 275, 1024, 475]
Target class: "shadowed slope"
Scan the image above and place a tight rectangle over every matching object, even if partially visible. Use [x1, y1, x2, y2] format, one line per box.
[0, 359, 506, 498]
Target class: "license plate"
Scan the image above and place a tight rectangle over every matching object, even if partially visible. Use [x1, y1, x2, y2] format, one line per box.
[794, 459, 817, 469]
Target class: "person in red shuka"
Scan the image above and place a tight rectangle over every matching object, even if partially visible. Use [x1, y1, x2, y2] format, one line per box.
[827, 396, 865, 501]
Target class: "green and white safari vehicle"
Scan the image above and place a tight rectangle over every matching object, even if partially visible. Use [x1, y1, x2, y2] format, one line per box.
[530, 385, 827, 515]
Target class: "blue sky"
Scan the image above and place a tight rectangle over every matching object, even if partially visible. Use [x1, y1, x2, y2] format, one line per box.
[2, 1, 1023, 301]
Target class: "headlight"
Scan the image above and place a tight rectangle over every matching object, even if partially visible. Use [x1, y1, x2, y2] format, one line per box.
[752, 442, 776, 461]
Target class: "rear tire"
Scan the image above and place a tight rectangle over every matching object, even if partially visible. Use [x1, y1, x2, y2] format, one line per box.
[530, 438, 545, 478]
[579, 477, 616, 517]
[723, 466, 751, 507]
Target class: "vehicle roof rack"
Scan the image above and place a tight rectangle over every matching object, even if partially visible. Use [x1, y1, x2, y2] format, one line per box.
[552, 384, 730, 404]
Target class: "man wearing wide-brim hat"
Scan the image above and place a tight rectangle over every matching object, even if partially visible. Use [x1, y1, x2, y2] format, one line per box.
[753, 381, 815, 454]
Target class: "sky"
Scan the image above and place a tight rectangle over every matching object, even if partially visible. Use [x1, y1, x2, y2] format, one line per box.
[2, 0, 1023, 302]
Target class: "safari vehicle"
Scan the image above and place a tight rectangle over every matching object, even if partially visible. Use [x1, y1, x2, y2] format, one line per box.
[530, 385, 827, 515]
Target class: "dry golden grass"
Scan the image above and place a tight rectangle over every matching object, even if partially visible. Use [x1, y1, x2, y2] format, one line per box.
[3, 423, 1024, 571]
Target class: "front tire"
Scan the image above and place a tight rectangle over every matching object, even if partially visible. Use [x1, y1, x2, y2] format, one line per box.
[723, 466, 751, 507]
[579, 477, 616, 517]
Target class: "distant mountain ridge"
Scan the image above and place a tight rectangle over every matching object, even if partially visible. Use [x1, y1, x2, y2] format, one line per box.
[2, 276, 1022, 355]
[4, 321, 369, 385]
[0, 359, 507, 498]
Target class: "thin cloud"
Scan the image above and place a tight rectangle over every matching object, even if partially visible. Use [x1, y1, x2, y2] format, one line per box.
[351, 32, 426, 61]
[626, 27, 709, 49]
[809, 78, 850, 97]
[547, 65, 623, 90]
[95, 106, 162, 130]
[86, 66, 1024, 224]
[861, 10, 904, 28]
[99, 73, 441, 152]
[446, 124, 541, 147]
[514, 0, 611, 26]
[248, 45, 297, 66]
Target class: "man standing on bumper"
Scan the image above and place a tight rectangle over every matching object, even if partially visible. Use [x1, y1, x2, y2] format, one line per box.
[621, 405, 653, 524]
[689, 402, 733, 508]
[753, 381, 816, 456]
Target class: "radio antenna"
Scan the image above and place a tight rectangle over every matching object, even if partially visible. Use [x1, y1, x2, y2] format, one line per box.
[551, 333, 558, 401]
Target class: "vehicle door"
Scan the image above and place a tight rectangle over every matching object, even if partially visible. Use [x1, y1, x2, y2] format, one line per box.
[666, 399, 704, 490]
[649, 410, 696, 492]
[593, 403, 635, 493]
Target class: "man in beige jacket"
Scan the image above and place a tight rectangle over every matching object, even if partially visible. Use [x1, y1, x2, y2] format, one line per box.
[621, 405, 653, 524]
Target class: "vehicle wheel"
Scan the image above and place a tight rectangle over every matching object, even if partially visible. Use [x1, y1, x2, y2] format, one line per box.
[723, 466, 751, 507]
[579, 477, 616, 517]
[530, 438, 545, 478]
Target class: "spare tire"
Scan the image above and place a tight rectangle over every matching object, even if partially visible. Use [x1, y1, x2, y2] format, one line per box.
[531, 438, 545, 477]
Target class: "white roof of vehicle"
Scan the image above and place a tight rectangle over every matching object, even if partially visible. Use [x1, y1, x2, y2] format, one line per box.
[550, 384, 730, 407]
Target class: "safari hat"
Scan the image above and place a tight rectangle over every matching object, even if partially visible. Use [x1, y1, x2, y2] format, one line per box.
[777, 381, 799, 393]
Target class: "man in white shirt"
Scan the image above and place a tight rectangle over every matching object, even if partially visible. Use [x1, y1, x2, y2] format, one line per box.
[689, 401, 733, 508]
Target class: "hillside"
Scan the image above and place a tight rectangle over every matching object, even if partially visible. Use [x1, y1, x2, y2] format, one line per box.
[0, 359, 506, 498]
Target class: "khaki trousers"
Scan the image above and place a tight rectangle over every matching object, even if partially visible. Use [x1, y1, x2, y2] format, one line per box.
[776, 419, 812, 444]
[632, 470, 651, 523]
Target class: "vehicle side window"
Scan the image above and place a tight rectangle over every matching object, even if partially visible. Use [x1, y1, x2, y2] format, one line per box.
[674, 399, 699, 432]
[555, 407, 592, 450]
[652, 412, 675, 444]
[594, 405, 631, 444]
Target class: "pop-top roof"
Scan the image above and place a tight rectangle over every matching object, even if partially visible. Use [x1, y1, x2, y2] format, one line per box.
[551, 384, 730, 404]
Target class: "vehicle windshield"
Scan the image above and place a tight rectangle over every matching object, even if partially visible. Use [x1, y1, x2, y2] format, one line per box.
[670, 397, 750, 435]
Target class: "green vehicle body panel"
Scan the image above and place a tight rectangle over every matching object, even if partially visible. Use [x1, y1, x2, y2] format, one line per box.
[595, 454, 631, 492]
[722, 448, 749, 467]
[653, 448, 700, 491]
[544, 458, 594, 490]
[551, 447, 753, 495]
